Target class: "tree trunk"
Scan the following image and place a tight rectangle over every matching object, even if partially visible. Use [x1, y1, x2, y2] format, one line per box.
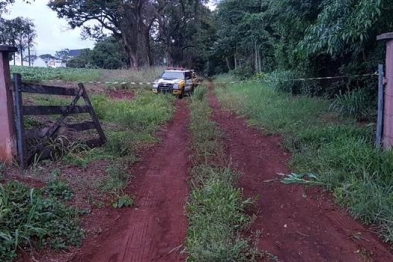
[225, 57, 231, 71]
[120, 3, 141, 70]
[254, 41, 258, 73]
[144, 28, 153, 67]
[20, 47, 23, 66]
[28, 45, 31, 66]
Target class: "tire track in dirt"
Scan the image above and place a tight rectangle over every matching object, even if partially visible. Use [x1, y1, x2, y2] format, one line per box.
[208, 90, 393, 262]
[72, 100, 190, 262]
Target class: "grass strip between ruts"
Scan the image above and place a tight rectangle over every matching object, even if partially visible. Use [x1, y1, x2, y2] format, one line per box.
[186, 85, 261, 261]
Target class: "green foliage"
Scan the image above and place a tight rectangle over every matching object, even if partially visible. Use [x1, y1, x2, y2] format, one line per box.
[329, 89, 375, 120]
[10, 66, 102, 83]
[0, 164, 4, 179]
[23, 116, 44, 129]
[90, 91, 174, 164]
[212, 0, 388, 99]
[187, 92, 259, 260]
[91, 91, 175, 204]
[187, 167, 255, 261]
[264, 70, 324, 96]
[66, 49, 93, 69]
[215, 82, 393, 244]
[43, 180, 74, 201]
[300, 0, 385, 56]
[0, 181, 83, 262]
[0, 16, 36, 66]
[265, 70, 300, 94]
[100, 165, 130, 194]
[48, 0, 216, 69]
[67, 37, 128, 69]
[112, 194, 133, 209]
[99, 164, 134, 209]
[281, 173, 324, 186]
[192, 86, 208, 101]
[216, 81, 327, 134]
[189, 92, 224, 165]
[94, 91, 175, 133]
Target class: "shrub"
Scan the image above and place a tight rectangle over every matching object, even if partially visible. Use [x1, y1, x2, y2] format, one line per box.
[0, 181, 83, 262]
[329, 89, 375, 120]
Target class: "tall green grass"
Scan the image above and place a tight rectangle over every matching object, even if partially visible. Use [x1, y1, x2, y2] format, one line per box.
[67, 90, 175, 195]
[60, 90, 175, 210]
[11, 66, 102, 83]
[10, 66, 166, 85]
[187, 86, 259, 261]
[0, 181, 83, 262]
[215, 81, 393, 243]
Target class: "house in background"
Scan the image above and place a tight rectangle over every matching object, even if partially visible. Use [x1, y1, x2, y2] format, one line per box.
[47, 59, 66, 68]
[68, 49, 87, 58]
[32, 58, 47, 67]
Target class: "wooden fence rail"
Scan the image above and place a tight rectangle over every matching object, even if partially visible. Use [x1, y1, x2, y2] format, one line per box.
[13, 73, 106, 169]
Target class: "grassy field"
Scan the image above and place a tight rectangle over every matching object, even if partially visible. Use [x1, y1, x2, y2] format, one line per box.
[10, 66, 165, 85]
[186, 86, 260, 261]
[215, 78, 393, 244]
[1, 87, 175, 261]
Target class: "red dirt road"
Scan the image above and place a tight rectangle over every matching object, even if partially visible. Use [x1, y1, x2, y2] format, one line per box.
[72, 100, 190, 262]
[208, 92, 393, 262]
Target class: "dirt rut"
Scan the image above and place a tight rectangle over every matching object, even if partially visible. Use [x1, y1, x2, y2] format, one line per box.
[72, 100, 190, 262]
[208, 92, 393, 262]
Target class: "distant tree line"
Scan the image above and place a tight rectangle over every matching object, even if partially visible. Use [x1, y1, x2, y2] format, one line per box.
[55, 37, 129, 69]
[0, 16, 37, 66]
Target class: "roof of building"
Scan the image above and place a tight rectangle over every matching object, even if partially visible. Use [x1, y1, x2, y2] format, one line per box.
[68, 49, 89, 57]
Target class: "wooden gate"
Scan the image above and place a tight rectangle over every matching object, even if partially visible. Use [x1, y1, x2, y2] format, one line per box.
[12, 73, 106, 168]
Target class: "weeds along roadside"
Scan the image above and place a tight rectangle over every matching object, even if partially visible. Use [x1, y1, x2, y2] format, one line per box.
[215, 80, 393, 244]
[0, 180, 83, 262]
[1, 89, 176, 261]
[186, 86, 260, 261]
[62, 89, 176, 205]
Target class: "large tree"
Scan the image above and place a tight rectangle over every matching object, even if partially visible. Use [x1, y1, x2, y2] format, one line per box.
[49, 0, 214, 69]
[49, 0, 168, 69]
[153, 0, 214, 69]
[0, 16, 36, 66]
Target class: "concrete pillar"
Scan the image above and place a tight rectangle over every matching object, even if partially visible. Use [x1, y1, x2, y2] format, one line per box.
[0, 46, 17, 163]
[377, 33, 393, 149]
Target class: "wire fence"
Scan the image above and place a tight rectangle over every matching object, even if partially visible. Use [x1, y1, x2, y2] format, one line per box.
[28, 71, 379, 87]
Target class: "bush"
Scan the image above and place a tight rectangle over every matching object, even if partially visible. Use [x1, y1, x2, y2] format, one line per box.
[231, 63, 254, 79]
[329, 89, 375, 120]
[265, 70, 322, 96]
[264, 70, 300, 94]
[0, 181, 83, 262]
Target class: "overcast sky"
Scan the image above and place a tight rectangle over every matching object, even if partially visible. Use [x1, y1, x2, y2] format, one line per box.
[3, 0, 96, 56]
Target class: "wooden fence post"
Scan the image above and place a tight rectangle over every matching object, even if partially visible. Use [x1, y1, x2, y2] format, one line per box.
[377, 32, 393, 150]
[0, 45, 17, 163]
